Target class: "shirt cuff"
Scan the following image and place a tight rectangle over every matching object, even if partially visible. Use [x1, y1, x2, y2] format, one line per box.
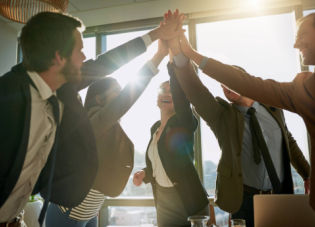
[141, 34, 152, 49]
[145, 60, 159, 76]
[199, 57, 210, 70]
[172, 52, 189, 68]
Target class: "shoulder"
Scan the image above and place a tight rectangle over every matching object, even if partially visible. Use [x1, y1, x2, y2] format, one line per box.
[293, 71, 313, 83]
[216, 96, 233, 109]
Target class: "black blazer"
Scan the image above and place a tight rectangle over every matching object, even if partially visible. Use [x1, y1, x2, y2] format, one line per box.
[0, 37, 147, 208]
[142, 62, 209, 216]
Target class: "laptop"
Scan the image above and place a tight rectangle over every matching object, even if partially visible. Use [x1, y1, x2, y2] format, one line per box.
[254, 195, 315, 227]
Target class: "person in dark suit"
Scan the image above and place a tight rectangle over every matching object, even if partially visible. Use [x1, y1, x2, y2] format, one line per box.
[133, 39, 209, 226]
[45, 38, 168, 227]
[174, 12, 315, 212]
[0, 11, 185, 227]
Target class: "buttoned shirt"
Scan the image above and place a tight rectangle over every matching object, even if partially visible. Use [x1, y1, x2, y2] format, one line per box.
[0, 71, 64, 222]
[234, 101, 284, 190]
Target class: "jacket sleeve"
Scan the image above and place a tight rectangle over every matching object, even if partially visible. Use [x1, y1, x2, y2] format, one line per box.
[280, 109, 310, 180]
[170, 61, 224, 131]
[288, 129, 310, 180]
[167, 62, 198, 132]
[202, 58, 299, 113]
[142, 167, 154, 184]
[89, 63, 156, 139]
[77, 37, 147, 91]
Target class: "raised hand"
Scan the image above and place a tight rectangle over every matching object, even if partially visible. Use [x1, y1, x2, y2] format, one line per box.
[179, 32, 194, 58]
[157, 23, 169, 57]
[148, 9, 186, 42]
[166, 10, 186, 56]
[133, 170, 146, 186]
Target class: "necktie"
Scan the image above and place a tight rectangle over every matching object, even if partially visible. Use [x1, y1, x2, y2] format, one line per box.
[247, 107, 282, 193]
[38, 95, 60, 226]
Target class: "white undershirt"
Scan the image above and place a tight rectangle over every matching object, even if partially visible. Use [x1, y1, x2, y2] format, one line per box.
[0, 71, 64, 222]
[148, 128, 173, 187]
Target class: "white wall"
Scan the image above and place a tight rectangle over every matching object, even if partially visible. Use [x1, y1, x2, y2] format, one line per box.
[0, 20, 17, 76]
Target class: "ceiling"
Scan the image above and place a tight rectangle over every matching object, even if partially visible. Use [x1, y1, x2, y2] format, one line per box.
[0, 0, 156, 30]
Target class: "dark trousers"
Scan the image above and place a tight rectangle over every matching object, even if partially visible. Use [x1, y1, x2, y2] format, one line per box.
[231, 190, 255, 227]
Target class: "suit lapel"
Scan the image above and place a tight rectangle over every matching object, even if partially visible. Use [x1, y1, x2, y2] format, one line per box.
[1, 67, 33, 206]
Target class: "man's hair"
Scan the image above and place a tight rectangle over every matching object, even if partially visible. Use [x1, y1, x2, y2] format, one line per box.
[158, 80, 170, 91]
[20, 12, 85, 72]
[297, 12, 315, 28]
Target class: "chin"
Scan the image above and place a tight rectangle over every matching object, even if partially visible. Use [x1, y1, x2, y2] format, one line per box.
[302, 59, 315, 66]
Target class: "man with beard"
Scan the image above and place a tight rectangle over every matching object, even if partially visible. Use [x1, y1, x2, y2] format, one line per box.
[0, 11, 184, 227]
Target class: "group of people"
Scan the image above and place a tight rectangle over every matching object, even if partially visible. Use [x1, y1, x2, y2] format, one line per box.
[0, 7, 314, 227]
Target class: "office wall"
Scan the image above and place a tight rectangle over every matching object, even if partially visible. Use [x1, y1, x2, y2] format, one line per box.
[0, 19, 17, 76]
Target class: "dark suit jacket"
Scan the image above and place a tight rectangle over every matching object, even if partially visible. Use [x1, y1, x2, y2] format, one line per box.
[201, 58, 315, 210]
[170, 62, 310, 213]
[142, 62, 209, 216]
[0, 37, 147, 208]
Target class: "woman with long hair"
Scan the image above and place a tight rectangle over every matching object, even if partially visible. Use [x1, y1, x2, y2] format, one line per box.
[45, 39, 169, 227]
[133, 56, 209, 226]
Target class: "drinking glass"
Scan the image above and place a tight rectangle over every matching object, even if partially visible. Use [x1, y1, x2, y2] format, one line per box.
[231, 219, 246, 227]
[140, 218, 154, 227]
[188, 215, 210, 227]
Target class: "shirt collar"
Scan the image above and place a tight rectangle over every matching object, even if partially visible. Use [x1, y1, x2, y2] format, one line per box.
[27, 71, 56, 100]
[234, 101, 260, 116]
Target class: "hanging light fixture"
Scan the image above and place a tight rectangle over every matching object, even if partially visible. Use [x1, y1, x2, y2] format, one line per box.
[0, 0, 69, 24]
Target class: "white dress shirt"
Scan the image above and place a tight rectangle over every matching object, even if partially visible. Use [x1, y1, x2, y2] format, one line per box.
[0, 71, 63, 222]
[148, 128, 173, 187]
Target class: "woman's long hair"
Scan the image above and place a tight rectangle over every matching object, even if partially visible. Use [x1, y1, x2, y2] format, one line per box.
[84, 77, 117, 112]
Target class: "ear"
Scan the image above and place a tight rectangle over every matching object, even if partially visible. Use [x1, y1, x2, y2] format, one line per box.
[54, 50, 67, 67]
[95, 95, 102, 105]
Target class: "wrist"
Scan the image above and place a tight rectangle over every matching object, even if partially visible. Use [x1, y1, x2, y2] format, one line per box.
[151, 53, 164, 68]
[148, 28, 160, 42]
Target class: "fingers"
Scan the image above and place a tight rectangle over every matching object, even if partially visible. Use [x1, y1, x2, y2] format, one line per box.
[164, 12, 168, 23]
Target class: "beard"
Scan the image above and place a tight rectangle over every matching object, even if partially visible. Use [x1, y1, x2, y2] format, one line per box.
[60, 58, 81, 84]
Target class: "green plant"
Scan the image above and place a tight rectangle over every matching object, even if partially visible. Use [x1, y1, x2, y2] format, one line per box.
[28, 194, 44, 203]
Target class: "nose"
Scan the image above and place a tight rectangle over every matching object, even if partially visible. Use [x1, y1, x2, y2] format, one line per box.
[293, 40, 299, 49]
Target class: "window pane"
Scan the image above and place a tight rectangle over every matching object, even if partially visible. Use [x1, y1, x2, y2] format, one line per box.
[100, 206, 157, 226]
[303, 9, 315, 73]
[196, 13, 308, 196]
[105, 26, 189, 197]
[79, 36, 96, 103]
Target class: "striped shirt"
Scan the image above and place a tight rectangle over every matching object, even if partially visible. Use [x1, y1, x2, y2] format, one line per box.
[59, 189, 105, 221]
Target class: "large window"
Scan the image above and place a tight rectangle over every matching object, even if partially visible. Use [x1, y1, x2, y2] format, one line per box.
[196, 12, 309, 197]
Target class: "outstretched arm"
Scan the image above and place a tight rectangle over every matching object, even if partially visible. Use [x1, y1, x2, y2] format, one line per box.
[77, 10, 186, 91]
[178, 33, 300, 113]
[89, 39, 168, 139]
[166, 14, 224, 130]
